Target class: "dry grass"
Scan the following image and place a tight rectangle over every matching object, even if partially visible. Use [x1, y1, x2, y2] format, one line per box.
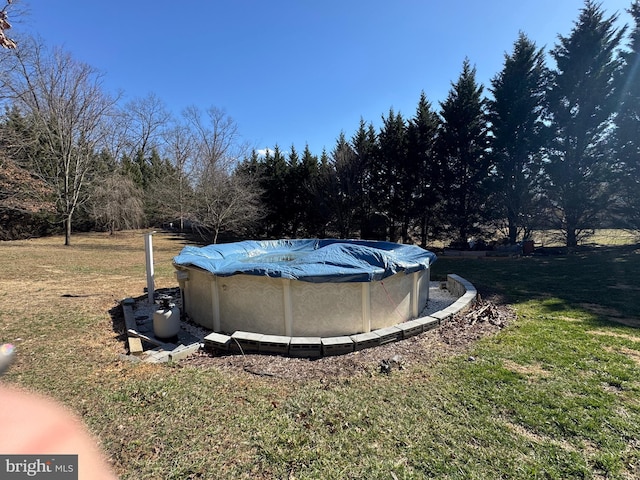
[530, 228, 640, 247]
[0, 232, 187, 441]
[502, 359, 550, 378]
[1, 231, 640, 479]
[588, 330, 640, 344]
[426, 228, 640, 249]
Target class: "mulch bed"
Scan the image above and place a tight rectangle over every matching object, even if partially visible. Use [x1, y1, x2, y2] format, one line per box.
[180, 296, 515, 382]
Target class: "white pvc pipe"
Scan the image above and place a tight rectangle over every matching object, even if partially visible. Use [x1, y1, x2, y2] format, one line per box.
[145, 232, 156, 305]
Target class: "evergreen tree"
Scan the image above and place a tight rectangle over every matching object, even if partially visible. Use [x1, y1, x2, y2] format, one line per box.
[351, 119, 378, 238]
[614, 0, 640, 229]
[309, 149, 333, 238]
[119, 146, 178, 227]
[387, 109, 418, 244]
[438, 59, 491, 247]
[93, 149, 118, 179]
[407, 92, 441, 247]
[319, 149, 330, 169]
[234, 150, 266, 237]
[329, 132, 361, 238]
[261, 145, 290, 237]
[373, 108, 408, 241]
[297, 144, 321, 235]
[0, 107, 49, 174]
[488, 33, 549, 244]
[133, 148, 150, 190]
[148, 148, 171, 182]
[240, 149, 262, 176]
[286, 144, 303, 236]
[121, 153, 143, 188]
[236, 150, 266, 184]
[545, 1, 625, 247]
[0, 108, 56, 238]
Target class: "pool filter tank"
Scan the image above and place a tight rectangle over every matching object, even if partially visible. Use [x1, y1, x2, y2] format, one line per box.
[153, 295, 180, 339]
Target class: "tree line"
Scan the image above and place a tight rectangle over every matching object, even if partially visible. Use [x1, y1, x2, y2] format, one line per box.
[0, 1, 638, 248]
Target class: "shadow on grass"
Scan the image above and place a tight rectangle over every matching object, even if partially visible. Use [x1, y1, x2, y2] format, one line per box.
[431, 244, 640, 328]
[108, 301, 129, 345]
[108, 287, 182, 352]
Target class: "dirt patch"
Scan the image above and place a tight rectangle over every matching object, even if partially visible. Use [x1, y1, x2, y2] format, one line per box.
[501, 419, 579, 453]
[587, 330, 640, 344]
[181, 297, 516, 382]
[557, 316, 584, 323]
[617, 346, 640, 366]
[503, 360, 550, 379]
[602, 345, 640, 367]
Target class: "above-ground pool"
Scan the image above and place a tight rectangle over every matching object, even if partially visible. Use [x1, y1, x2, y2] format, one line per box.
[173, 239, 437, 338]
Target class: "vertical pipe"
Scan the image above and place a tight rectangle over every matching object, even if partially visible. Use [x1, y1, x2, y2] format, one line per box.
[144, 232, 156, 305]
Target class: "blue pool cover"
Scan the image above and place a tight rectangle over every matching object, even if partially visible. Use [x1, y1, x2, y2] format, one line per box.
[173, 239, 437, 283]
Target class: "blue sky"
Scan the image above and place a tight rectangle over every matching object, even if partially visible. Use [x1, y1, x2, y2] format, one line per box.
[18, 1, 633, 157]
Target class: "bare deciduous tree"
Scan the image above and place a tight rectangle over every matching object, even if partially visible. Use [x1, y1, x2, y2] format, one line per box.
[120, 93, 170, 160]
[183, 106, 261, 243]
[3, 39, 118, 245]
[101, 93, 171, 177]
[158, 121, 196, 230]
[193, 169, 262, 243]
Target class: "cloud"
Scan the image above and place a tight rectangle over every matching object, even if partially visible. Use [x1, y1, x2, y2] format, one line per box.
[256, 148, 271, 158]
[255, 147, 289, 158]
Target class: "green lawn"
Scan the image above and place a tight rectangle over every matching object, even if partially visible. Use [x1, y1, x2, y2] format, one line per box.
[1, 234, 639, 479]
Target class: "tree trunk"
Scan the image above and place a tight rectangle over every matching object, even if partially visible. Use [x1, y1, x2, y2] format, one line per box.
[458, 223, 468, 250]
[420, 215, 428, 248]
[64, 215, 72, 246]
[508, 217, 518, 245]
[566, 228, 577, 249]
[387, 220, 397, 243]
[401, 219, 410, 244]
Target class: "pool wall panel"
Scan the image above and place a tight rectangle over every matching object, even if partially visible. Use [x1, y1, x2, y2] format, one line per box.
[290, 282, 362, 337]
[218, 275, 285, 335]
[185, 269, 214, 330]
[370, 272, 413, 330]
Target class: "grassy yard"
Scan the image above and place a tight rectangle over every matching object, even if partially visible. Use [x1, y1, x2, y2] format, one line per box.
[1, 232, 639, 479]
